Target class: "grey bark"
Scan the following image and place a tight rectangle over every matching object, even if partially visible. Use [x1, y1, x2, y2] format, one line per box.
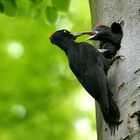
[89, 0, 140, 140]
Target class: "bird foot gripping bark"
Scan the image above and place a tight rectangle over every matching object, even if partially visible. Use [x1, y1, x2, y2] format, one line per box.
[109, 55, 125, 65]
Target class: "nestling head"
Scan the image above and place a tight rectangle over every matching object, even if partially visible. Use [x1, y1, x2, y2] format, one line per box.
[87, 24, 111, 40]
[85, 22, 123, 41]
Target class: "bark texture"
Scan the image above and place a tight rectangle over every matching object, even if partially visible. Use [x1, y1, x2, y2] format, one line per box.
[89, 0, 140, 139]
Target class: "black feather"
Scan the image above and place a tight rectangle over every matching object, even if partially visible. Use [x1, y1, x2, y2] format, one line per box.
[49, 29, 122, 135]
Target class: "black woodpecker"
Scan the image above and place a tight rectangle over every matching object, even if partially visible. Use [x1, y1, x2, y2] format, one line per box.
[49, 29, 122, 135]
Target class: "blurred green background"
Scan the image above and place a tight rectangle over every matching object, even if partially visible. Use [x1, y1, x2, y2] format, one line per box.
[0, 0, 97, 140]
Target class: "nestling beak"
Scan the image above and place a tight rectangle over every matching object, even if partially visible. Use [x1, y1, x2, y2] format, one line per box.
[85, 31, 99, 40]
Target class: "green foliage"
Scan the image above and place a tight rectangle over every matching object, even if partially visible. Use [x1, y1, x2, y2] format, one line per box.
[46, 6, 58, 24]
[2, 0, 17, 17]
[52, 0, 70, 12]
[0, 0, 96, 140]
[0, 0, 71, 24]
[0, 2, 4, 13]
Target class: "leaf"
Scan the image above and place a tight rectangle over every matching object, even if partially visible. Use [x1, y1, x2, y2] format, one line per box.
[45, 6, 58, 24]
[31, 8, 41, 19]
[51, 0, 70, 12]
[2, 0, 17, 17]
[28, 0, 43, 4]
[29, 0, 36, 2]
[0, 2, 4, 13]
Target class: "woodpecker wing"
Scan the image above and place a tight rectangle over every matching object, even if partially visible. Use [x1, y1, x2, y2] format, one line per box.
[82, 44, 110, 110]
[82, 60, 109, 110]
[69, 42, 110, 110]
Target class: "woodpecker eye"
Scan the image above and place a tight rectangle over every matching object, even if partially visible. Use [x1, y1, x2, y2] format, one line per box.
[63, 30, 67, 33]
[63, 29, 69, 34]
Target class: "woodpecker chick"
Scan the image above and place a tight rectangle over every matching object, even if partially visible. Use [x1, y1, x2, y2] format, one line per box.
[78, 22, 123, 59]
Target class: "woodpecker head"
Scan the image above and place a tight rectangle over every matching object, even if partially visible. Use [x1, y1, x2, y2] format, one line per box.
[49, 29, 84, 45]
[85, 22, 123, 41]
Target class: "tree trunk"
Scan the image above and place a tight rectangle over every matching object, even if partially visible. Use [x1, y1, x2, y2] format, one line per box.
[89, 0, 140, 139]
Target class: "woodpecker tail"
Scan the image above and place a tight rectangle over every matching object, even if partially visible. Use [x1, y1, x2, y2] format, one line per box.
[100, 90, 122, 135]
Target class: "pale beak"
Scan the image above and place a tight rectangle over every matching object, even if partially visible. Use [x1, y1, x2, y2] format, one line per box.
[70, 31, 99, 40]
[98, 49, 108, 53]
[70, 32, 88, 37]
[86, 31, 99, 40]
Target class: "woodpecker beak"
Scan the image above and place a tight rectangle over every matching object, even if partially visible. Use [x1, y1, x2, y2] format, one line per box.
[70, 32, 86, 37]
[69, 32, 90, 40]
[85, 31, 99, 40]
[70, 31, 99, 40]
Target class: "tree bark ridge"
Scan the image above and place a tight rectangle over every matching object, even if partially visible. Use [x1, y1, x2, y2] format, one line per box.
[89, 0, 140, 139]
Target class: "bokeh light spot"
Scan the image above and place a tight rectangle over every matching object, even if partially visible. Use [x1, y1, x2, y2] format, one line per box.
[7, 42, 24, 59]
[10, 104, 26, 119]
[56, 17, 73, 30]
[74, 88, 95, 111]
[75, 118, 97, 139]
[75, 118, 92, 135]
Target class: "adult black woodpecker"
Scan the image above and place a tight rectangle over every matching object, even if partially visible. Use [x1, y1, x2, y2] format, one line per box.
[80, 22, 123, 59]
[49, 29, 122, 135]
